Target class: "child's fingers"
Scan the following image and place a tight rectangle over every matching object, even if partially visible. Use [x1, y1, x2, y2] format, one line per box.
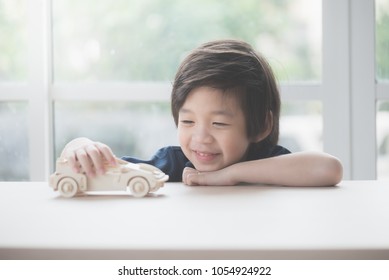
[183, 167, 202, 186]
[75, 148, 95, 176]
[85, 145, 106, 175]
[183, 167, 232, 186]
[95, 142, 117, 166]
[66, 151, 80, 173]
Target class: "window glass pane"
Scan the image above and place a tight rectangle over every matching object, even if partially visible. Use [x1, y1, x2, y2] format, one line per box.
[377, 101, 389, 180]
[376, 0, 389, 81]
[279, 101, 323, 152]
[53, 0, 321, 82]
[0, 0, 27, 81]
[0, 102, 29, 180]
[54, 102, 178, 160]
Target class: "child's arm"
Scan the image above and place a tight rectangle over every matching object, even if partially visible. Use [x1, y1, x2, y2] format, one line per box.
[183, 152, 343, 187]
[60, 137, 117, 176]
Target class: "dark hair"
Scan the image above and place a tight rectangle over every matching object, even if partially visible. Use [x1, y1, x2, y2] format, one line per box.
[171, 39, 280, 153]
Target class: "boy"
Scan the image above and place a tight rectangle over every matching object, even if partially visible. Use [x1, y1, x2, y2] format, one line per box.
[61, 40, 343, 186]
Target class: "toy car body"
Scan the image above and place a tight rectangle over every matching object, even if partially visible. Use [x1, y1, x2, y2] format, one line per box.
[49, 157, 168, 198]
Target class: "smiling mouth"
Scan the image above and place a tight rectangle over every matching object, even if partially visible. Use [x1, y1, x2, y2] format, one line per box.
[193, 150, 219, 162]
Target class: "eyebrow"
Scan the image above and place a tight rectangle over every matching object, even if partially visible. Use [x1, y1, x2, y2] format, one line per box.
[179, 108, 235, 118]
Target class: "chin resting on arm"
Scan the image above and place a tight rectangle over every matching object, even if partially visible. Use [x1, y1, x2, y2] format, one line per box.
[183, 152, 343, 187]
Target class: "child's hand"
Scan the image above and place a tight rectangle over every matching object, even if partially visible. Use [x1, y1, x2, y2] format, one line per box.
[60, 137, 117, 176]
[182, 167, 236, 186]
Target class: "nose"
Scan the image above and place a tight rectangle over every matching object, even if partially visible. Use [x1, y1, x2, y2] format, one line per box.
[192, 124, 214, 144]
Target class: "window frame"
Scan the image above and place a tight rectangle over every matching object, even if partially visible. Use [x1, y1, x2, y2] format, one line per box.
[0, 0, 387, 181]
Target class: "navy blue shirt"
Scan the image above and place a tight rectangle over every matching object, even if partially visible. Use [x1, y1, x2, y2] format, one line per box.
[122, 145, 290, 182]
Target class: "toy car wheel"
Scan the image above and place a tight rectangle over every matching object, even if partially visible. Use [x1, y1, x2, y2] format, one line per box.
[58, 177, 78, 198]
[128, 177, 150, 197]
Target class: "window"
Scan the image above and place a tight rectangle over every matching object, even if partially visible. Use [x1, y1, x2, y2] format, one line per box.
[0, 0, 29, 181]
[0, 102, 28, 180]
[376, 0, 389, 179]
[52, 0, 321, 82]
[54, 101, 177, 159]
[376, 0, 389, 82]
[377, 102, 389, 179]
[0, 0, 384, 181]
[0, 0, 27, 81]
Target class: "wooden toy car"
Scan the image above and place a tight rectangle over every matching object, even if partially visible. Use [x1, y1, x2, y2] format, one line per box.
[49, 157, 168, 198]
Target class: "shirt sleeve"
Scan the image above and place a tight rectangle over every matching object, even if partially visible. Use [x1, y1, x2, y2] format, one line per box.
[269, 145, 291, 157]
[246, 144, 291, 161]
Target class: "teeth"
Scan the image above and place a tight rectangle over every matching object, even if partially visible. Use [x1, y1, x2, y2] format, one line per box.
[197, 151, 213, 156]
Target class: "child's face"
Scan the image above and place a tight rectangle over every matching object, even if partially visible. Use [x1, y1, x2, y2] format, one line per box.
[177, 86, 252, 172]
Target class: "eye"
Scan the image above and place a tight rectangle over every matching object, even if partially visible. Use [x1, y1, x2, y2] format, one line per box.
[180, 120, 194, 126]
[213, 122, 230, 127]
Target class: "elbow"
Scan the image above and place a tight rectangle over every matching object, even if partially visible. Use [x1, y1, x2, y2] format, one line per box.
[318, 155, 343, 186]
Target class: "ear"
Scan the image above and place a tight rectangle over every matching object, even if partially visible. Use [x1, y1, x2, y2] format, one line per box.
[251, 111, 273, 143]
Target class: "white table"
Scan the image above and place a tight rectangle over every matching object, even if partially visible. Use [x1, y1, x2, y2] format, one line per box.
[0, 181, 388, 259]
